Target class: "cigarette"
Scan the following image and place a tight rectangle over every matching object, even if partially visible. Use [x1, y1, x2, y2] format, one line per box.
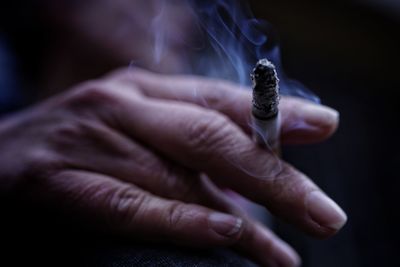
[251, 58, 280, 153]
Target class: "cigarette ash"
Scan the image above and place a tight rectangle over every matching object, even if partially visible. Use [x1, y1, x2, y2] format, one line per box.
[251, 59, 280, 120]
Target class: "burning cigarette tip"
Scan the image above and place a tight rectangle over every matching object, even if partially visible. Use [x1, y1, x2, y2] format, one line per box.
[251, 58, 280, 120]
[250, 58, 281, 150]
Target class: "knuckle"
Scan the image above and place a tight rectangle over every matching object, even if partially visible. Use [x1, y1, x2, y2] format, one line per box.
[166, 201, 188, 232]
[201, 80, 244, 108]
[66, 82, 119, 110]
[132, 150, 169, 177]
[106, 67, 135, 82]
[107, 185, 147, 226]
[267, 163, 309, 203]
[185, 110, 235, 155]
[268, 164, 293, 197]
[197, 80, 227, 106]
[26, 151, 62, 175]
[49, 120, 86, 146]
[163, 166, 199, 201]
[132, 152, 200, 202]
[47, 119, 103, 154]
[22, 149, 65, 188]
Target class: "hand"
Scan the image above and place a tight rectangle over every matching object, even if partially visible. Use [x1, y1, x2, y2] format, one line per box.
[0, 68, 346, 267]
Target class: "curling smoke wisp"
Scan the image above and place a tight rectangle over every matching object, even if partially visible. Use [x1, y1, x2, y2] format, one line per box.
[189, 0, 320, 103]
[141, 0, 322, 179]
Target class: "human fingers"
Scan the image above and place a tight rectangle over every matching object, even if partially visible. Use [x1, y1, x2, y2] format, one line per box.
[109, 93, 347, 238]
[45, 169, 295, 267]
[109, 68, 338, 144]
[194, 176, 301, 267]
[41, 170, 244, 246]
[9, 85, 299, 266]
[56, 78, 345, 238]
[58, 134, 299, 267]
[55, 170, 300, 267]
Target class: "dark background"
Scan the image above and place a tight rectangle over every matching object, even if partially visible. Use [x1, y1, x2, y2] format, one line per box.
[249, 0, 400, 266]
[0, 0, 399, 266]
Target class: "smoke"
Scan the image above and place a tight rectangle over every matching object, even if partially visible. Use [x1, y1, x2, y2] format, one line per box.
[151, 0, 167, 65]
[143, 0, 319, 104]
[187, 0, 320, 103]
[142, 0, 322, 178]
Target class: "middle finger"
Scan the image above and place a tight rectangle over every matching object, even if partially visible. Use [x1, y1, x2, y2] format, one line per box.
[110, 92, 347, 238]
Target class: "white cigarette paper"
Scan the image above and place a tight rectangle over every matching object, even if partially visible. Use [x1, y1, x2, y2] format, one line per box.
[251, 58, 280, 153]
[252, 113, 281, 151]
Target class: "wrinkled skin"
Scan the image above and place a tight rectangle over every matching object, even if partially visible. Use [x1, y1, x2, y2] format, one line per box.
[0, 68, 345, 267]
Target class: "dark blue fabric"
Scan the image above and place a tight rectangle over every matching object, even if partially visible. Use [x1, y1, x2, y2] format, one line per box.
[1, 199, 258, 267]
[82, 244, 258, 267]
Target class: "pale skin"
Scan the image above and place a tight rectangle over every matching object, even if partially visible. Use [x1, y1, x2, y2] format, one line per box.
[0, 68, 346, 267]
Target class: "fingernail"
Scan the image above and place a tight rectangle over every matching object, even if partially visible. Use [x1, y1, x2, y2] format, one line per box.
[302, 103, 339, 125]
[273, 240, 301, 267]
[306, 191, 347, 231]
[208, 212, 243, 237]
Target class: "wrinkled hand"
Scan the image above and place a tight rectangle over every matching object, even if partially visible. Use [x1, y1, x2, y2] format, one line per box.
[0, 68, 346, 267]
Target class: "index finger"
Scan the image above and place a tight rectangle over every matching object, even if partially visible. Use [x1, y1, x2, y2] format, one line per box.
[109, 91, 347, 238]
[109, 68, 339, 144]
